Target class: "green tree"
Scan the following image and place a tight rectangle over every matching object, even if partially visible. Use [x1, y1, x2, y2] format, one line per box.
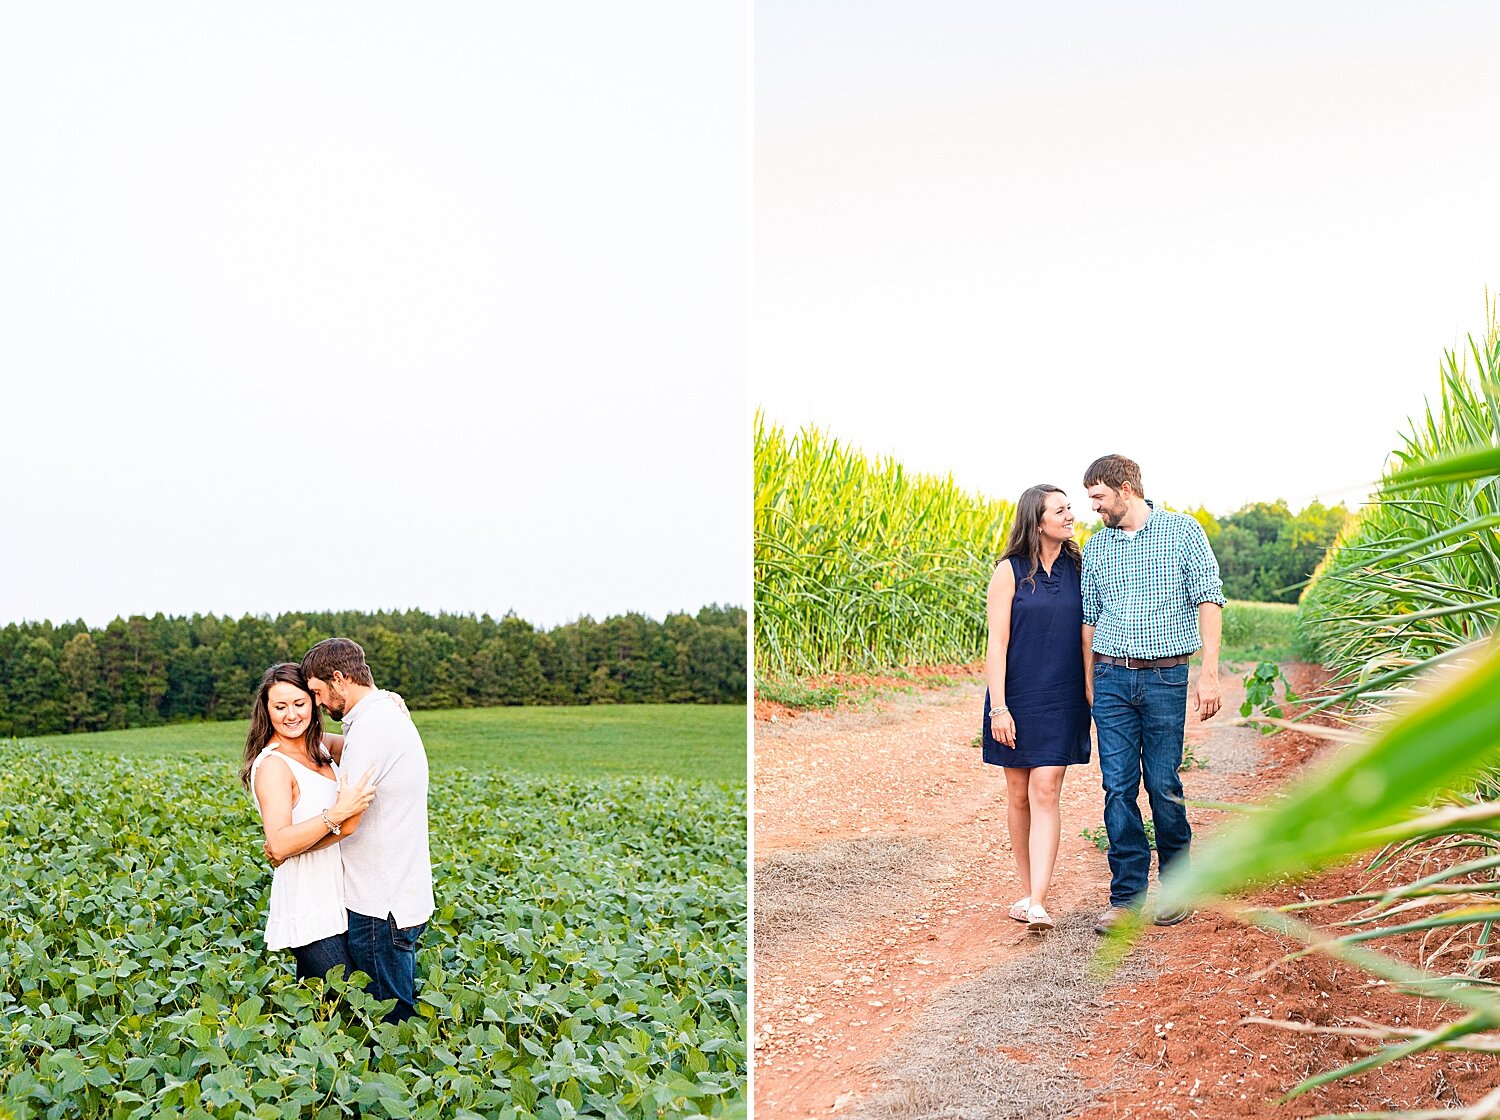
[0, 604, 746, 735]
[13, 638, 67, 735]
[1213, 499, 1349, 603]
[58, 632, 107, 732]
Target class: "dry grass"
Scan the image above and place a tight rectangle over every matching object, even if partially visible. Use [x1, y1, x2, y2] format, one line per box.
[754, 836, 947, 960]
[853, 913, 1159, 1120]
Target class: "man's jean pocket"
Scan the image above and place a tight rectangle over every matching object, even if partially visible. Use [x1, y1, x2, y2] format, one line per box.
[347, 909, 425, 1023]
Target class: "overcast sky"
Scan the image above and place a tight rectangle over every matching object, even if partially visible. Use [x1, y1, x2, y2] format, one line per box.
[756, 1, 1500, 517]
[1, 3, 749, 629]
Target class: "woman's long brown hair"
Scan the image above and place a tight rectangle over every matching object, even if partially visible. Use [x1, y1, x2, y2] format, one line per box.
[1001, 484, 1082, 590]
[240, 663, 330, 790]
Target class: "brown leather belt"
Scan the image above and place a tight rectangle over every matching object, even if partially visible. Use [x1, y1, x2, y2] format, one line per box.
[1094, 654, 1191, 669]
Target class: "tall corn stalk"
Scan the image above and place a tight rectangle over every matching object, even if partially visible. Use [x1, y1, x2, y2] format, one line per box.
[754, 413, 1014, 678]
[1298, 331, 1500, 712]
[1138, 312, 1500, 1114]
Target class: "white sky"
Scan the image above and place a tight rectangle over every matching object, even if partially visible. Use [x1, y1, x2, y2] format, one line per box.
[755, 1, 1500, 518]
[2, 3, 749, 629]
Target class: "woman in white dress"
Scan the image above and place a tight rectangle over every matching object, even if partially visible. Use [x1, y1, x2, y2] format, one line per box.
[239, 663, 376, 980]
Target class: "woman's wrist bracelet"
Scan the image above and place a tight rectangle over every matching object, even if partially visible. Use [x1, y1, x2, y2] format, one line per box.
[989, 705, 1009, 718]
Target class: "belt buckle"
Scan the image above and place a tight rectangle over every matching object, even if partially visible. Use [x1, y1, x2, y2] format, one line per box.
[1126, 656, 1148, 669]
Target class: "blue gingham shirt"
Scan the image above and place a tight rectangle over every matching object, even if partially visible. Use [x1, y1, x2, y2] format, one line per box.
[1081, 501, 1226, 658]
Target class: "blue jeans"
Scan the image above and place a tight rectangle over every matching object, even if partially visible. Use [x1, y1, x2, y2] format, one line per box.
[290, 931, 352, 983]
[1092, 661, 1193, 907]
[347, 910, 425, 1023]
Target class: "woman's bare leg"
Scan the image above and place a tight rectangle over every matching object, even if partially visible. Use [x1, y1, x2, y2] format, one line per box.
[1004, 766, 1033, 899]
[1027, 766, 1067, 908]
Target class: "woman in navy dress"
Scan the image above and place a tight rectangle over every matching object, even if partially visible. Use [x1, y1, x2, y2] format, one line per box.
[983, 484, 1092, 932]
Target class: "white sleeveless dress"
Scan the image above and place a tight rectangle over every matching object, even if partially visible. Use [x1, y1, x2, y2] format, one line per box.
[249, 747, 348, 951]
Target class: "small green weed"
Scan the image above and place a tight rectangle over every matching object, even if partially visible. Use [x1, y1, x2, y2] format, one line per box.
[1240, 661, 1299, 734]
[1081, 819, 1156, 852]
[756, 677, 846, 710]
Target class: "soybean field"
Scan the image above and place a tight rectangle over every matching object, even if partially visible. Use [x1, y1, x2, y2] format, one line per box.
[0, 705, 746, 1119]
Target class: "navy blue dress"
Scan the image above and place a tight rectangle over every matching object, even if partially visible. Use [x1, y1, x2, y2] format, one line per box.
[982, 554, 1092, 768]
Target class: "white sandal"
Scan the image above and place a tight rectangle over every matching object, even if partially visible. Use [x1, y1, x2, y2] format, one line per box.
[1026, 903, 1054, 931]
[1008, 896, 1031, 922]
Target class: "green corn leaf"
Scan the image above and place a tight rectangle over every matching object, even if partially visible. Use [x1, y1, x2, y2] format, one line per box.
[1384, 444, 1500, 489]
[1159, 641, 1500, 911]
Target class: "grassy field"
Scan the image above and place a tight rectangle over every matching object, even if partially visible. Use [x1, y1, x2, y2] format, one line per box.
[26, 704, 746, 784]
[1218, 599, 1299, 665]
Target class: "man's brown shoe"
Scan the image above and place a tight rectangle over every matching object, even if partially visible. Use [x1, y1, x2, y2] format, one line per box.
[1154, 904, 1192, 926]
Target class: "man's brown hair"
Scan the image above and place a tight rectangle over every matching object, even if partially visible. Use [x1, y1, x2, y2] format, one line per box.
[1083, 454, 1145, 498]
[300, 637, 375, 687]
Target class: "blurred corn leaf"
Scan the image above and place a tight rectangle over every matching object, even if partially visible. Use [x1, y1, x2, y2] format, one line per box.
[1158, 642, 1500, 911]
[1135, 305, 1500, 1117]
[1385, 443, 1500, 489]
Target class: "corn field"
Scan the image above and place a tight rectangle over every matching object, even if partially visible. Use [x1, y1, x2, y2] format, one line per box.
[1297, 340, 1500, 705]
[754, 414, 1014, 679]
[1155, 312, 1500, 1114]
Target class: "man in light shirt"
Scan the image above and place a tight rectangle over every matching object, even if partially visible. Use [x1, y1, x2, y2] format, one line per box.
[301, 637, 434, 1023]
[1080, 454, 1225, 935]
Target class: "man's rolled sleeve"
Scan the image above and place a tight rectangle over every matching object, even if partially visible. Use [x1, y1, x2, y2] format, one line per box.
[1183, 522, 1227, 607]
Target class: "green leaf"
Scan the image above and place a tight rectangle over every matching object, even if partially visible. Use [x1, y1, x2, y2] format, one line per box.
[1383, 443, 1500, 488]
[1161, 641, 1500, 909]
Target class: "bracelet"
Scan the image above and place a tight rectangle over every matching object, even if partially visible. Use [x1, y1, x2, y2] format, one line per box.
[989, 706, 1009, 718]
[321, 810, 341, 836]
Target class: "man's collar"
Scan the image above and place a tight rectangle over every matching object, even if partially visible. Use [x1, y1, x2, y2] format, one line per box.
[341, 689, 381, 726]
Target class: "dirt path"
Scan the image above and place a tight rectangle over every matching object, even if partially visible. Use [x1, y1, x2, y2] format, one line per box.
[752, 669, 1500, 1118]
[753, 671, 1259, 1117]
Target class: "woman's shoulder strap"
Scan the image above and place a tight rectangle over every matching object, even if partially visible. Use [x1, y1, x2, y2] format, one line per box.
[251, 747, 294, 782]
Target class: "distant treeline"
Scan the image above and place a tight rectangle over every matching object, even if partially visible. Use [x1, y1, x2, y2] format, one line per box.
[1178, 500, 1350, 604]
[0, 605, 747, 737]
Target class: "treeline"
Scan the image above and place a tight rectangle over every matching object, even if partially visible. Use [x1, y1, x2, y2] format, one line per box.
[1182, 500, 1349, 604]
[0, 605, 746, 737]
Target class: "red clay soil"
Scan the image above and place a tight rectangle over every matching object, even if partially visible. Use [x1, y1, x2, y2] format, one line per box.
[801, 663, 985, 690]
[752, 664, 1500, 1118]
[752, 664, 984, 725]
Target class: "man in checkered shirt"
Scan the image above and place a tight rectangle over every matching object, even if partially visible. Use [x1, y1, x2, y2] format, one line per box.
[1080, 453, 1226, 935]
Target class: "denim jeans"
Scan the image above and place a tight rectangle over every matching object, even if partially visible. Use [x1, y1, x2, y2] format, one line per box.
[290, 931, 352, 983]
[347, 909, 425, 1023]
[1092, 661, 1193, 907]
